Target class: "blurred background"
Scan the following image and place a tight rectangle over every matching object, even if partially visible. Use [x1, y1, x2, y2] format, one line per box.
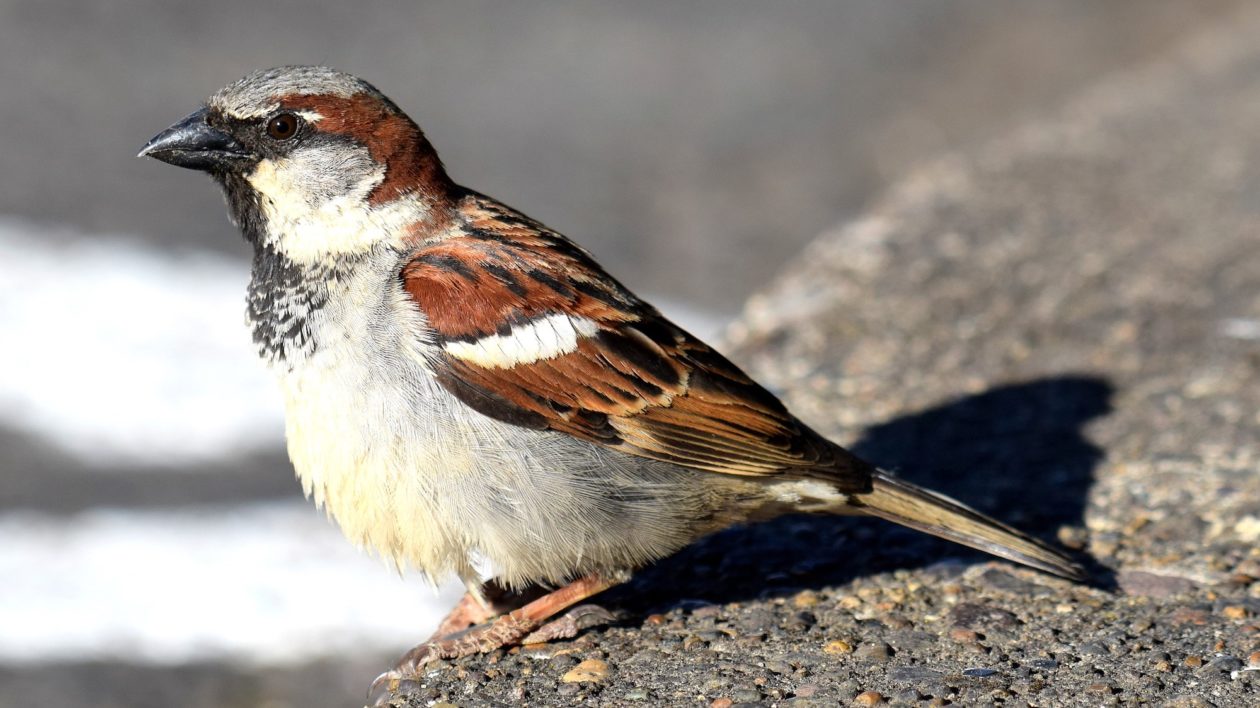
[0, 1, 1248, 706]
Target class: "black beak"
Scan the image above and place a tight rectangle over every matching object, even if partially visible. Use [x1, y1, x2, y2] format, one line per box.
[138, 107, 253, 172]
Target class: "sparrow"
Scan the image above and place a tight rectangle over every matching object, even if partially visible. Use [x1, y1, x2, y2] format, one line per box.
[140, 66, 1084, 691]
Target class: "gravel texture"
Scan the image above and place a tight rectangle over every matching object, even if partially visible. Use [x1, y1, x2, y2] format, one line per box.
[381, 9, 1260, 708]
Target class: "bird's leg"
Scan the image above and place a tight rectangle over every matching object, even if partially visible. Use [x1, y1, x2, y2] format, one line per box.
[371, 573, 624, 698]
[427, 578, 543, 641]
[427, 591, 497, 641]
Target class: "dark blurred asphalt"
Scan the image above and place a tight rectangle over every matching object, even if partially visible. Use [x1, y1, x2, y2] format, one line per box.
[0, 0, 1242, 311]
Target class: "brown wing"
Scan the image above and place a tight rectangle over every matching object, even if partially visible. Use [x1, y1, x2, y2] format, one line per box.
[402, 194, 873, 491]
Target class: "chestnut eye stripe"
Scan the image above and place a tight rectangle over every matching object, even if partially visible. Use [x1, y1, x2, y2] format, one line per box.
[273, 92, 440, 204]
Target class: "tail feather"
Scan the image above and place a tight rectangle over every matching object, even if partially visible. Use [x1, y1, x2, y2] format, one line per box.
[852, 470, 1086, 581]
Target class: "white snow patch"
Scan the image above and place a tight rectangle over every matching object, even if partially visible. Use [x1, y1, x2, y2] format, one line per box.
[0, 503, 463, 665]
[0, 217, 283, 466]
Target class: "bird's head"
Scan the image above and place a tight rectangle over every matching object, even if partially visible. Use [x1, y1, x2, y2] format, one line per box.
[140, 66, 450, 264]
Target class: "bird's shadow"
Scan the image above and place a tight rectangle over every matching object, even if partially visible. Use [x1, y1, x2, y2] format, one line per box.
[601, 374, 1113, 614]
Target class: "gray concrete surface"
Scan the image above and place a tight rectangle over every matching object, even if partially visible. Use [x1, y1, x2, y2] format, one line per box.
[380, 8, 1260, 707]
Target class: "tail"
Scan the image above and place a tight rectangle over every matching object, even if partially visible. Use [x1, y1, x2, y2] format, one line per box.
[851, 470, 1086, 581]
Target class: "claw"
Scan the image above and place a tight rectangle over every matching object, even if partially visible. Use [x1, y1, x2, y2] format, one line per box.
[364, 574, 626, 703]
[367, 643, 443, 705]
[396, 642, 440, 675]
[367, 670, 401, 706]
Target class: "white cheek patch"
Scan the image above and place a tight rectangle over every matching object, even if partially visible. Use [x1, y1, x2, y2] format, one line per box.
[247, 153, 423, 264]
[443, 313, 599, 368]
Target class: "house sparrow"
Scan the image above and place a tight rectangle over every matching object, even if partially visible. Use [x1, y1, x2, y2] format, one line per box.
[140, 66, 1084, 690]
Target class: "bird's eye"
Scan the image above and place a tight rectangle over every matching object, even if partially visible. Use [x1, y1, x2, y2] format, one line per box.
[266, 113, 301, 140]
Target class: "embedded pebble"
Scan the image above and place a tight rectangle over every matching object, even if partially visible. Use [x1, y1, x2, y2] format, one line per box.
[853, 641, 893, 663]
[948, 627, 981, 643]
[549, 654, 578, 671]
[852, 690, 884, 706]
[1078, 642, 1108, 656]
[950, 603, 1019, 630]
[1117, 571, 1198, 598]
[1201, 655, 1243, 673]
[793, 590, 821, 608]
[824, 639, 853, 655]
[1167, 608, 1211, 626]
[794, 684, 819, 698]
[561, 658, 609, 683]
[1057, 526, 1089, 550]
[730, 687, 763, 702]
[1221, 605, 1250, 620]
[889, 666, 944, 682]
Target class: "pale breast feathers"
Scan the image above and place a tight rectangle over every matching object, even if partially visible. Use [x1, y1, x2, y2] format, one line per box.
[400, 196, 874, 490]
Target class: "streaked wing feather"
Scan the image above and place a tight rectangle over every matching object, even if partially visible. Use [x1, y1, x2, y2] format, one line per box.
[403, 192, 873, 493]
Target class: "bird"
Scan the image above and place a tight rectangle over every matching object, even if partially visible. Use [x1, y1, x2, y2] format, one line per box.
[139, 66, 1084, 692]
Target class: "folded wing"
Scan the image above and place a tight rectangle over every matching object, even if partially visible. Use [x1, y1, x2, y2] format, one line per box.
[401, 195, 873, 491]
